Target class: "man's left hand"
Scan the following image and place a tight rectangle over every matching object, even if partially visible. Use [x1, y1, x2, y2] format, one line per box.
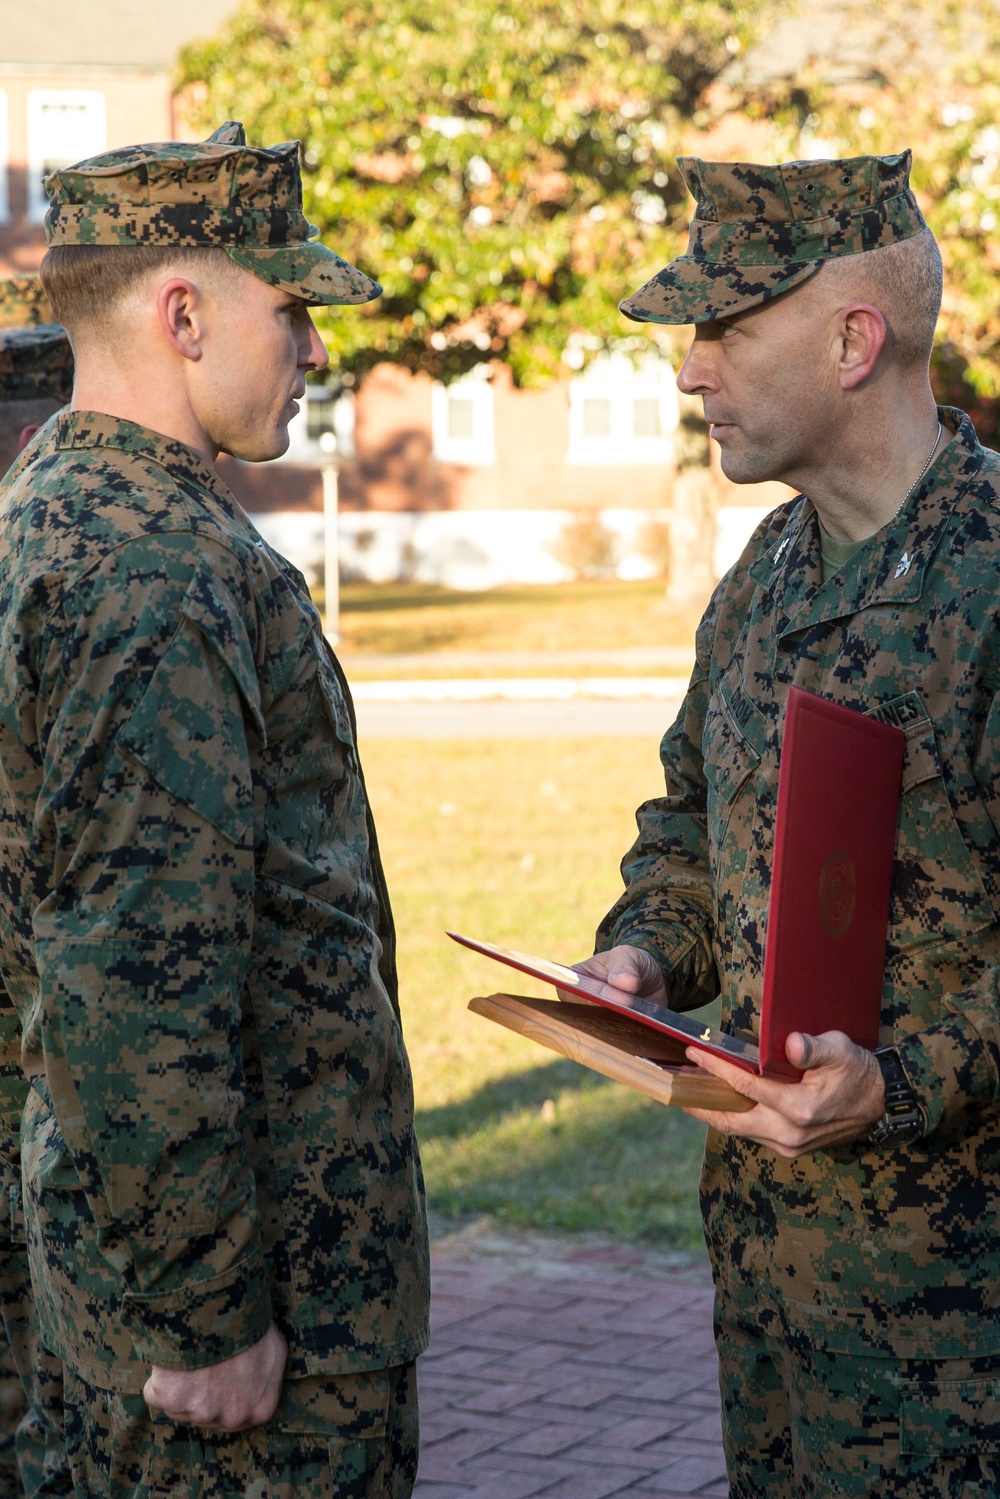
[143, 1323, 287, 1431]
[682, 1031, 885, 1158]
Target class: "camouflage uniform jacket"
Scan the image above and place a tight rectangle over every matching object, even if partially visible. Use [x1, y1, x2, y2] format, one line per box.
[0, 411, 429, 1394]
[599, 408, 1000, 1359]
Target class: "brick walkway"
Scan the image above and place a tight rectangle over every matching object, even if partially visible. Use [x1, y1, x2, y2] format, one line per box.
[415, 1227, 727, 1499]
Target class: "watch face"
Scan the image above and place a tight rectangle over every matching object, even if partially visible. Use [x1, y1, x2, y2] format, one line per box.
[869, 1113, 923, 1148]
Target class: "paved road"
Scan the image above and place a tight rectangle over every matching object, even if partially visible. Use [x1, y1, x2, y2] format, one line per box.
[417, 1226, 726, 1498]
[355, 699, 682, 738]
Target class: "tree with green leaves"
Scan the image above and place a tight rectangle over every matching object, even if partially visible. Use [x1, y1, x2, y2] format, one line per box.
[181, 0, 1000, 445]
[178, 0, 785, 386]
[694, 0, 1000, 443]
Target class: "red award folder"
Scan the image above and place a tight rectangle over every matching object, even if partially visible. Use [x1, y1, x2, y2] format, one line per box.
[454, 685, 904, 1086]
[758, 685, 904, 1078]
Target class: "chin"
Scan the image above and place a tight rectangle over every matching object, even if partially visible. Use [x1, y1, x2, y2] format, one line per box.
[718, 448, 778, 487]
[224, 430, 289, 464]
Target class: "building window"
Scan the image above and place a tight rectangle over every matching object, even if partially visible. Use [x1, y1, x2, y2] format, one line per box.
[27, 91, 107, 225]
[0, 92, 9, 226]
[566, 352, 678, 466]
[582, 398, 612, 439]
[307, 388, 339, 445]
[633, 398, 662, 437]
[306, 386, 355, 457]
[431, 369, 496, 465]
[282, 385, 356, 461]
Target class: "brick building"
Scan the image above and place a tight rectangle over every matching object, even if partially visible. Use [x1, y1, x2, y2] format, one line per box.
[0, 0, 238, 272]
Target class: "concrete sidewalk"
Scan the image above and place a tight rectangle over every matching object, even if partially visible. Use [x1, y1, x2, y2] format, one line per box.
[351, 678, 689, 702]
[355, 698, 682, 738]
[343, 645, 689, 737]
[338, 648, 696, 675]
[417, 1226, 726, 1499]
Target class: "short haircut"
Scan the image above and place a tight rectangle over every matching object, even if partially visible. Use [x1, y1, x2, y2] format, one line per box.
[817, 229, 943, 371]
[0, 398, 62, 478]
[40, 245, 242, 336]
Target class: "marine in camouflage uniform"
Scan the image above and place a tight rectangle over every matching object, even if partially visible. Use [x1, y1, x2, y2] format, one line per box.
[0, 279, 73, 477]
[0, 127, 429, 1496]
[0, 281, 73, 1498]
[596, 153, 1000, 1495]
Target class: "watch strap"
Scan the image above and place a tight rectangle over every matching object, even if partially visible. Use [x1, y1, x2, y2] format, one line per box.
[868, 1047, 925, 1147]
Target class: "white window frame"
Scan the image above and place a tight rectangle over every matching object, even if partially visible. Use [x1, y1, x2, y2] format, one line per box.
[281, 386, 356, 463]
[326, 386, 356, 458]
[0, 92, 9, 226]
[27, 90, 107, 226]
[566, 352, 679, 466]
[431, 370, 496, 465]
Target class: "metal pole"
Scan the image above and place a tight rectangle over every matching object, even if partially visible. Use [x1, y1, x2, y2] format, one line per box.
[322, 459, 340, 645]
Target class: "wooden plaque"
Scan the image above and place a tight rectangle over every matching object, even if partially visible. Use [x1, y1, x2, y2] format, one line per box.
[469, 993, 754, 1112]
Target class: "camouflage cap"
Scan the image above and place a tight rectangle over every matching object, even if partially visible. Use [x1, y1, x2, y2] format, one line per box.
[0, 275, 56, 329]
[43, 121, 381, 307]
[621, 150, 928, 325]
[0, 326, 73, 403]
[0, 278, 72, 403]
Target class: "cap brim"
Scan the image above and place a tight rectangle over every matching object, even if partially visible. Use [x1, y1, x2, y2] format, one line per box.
[620, 256, 822, 325]
[225, 241, 381, 306]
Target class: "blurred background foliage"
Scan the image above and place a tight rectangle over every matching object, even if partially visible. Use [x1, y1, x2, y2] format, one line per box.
[179, 0, 1000, 431]
[177, 0, 784, 386]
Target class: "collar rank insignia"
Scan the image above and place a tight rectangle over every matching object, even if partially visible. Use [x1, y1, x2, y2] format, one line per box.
[894, 550, 911, 579]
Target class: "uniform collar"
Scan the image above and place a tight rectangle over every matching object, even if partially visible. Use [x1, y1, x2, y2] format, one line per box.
[38, 408, 231, 501]
[747, 408, 984, 638]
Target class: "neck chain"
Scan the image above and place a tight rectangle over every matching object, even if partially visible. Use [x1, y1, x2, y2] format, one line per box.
[893, 420, 942, 520]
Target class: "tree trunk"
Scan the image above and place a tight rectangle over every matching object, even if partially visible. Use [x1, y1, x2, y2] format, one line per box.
[665, 464, 718, 611]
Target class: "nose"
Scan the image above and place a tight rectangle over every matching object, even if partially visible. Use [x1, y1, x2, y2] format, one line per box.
[301, 315, 329, 374]
[676, 338, 720, 397]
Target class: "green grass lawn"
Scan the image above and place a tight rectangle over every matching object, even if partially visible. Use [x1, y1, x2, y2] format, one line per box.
[360, 734, 714, 1249]
[338, 580, 701, 659]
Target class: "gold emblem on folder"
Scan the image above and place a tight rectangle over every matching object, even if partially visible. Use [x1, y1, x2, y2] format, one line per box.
[819, 849, 856, 941]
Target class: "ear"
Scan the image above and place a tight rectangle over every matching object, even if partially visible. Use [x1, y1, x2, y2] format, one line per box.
[156, 278, 205, 364]
[16, 424, 41, 454]
[837, 304, 887, 390]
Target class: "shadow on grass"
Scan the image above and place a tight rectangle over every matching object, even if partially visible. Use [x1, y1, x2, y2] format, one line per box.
[415, 1057, 599, 1140]
[415, 1057, 709, 1246]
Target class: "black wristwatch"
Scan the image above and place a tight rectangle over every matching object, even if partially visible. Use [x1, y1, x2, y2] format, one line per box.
[867, 1047, 925, 1147]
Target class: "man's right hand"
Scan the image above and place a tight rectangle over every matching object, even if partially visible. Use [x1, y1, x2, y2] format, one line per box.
[568, 945, 669, 1008]
[143, 1322, 287, 1432]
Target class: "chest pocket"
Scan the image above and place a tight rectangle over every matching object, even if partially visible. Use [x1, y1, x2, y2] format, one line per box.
[870, 693, 995, 953]
[257, 626, 363, 881]
[314, 636, 358, 752]
[703, 669, 764, 871]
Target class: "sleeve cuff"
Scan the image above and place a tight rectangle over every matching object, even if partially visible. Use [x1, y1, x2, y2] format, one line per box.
[119, 1243, 273, 1369]
[597, 904, 718, 1012]
[894, 1016, 1000, 1135]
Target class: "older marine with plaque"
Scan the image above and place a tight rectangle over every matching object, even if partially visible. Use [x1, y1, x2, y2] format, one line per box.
[537, 148, 1000, 1495]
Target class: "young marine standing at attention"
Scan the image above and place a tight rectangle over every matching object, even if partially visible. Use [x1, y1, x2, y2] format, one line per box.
[0, 125, 429, 1497]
